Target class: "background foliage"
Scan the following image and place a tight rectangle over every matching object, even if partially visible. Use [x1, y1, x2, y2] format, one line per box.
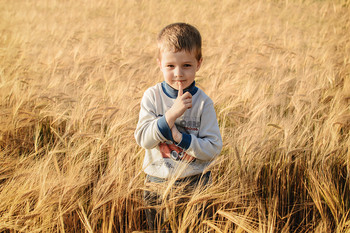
[0, 0, 349, 232]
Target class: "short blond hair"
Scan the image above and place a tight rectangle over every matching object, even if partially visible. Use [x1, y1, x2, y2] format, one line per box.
[157, 23, 202, 61]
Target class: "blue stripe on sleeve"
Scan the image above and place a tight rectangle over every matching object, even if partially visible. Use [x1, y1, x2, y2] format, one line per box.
[157, 116, 173, 141]
[176, 133, 191, 150]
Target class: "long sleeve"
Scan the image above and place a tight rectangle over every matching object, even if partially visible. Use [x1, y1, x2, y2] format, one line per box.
[134, 89, 166, 149]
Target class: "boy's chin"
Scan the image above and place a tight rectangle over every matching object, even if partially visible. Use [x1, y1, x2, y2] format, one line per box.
[166, 81, 190, 90]
[175, 83, 190, 90]
[169, 84, 181, 90]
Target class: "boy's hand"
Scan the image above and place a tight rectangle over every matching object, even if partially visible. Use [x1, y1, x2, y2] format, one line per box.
[172, 82, 192, 117]
[171, 125, 182, 143]
[165, 82, 192, 129]
[171, 126, 196, 162]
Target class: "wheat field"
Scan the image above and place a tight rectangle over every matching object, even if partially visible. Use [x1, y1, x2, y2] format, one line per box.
[0, 0, 349, 232]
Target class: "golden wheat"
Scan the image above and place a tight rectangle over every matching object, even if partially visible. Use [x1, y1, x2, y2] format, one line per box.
[0, 0, 349, 232]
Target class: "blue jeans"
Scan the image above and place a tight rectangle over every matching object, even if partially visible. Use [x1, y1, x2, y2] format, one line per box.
[143, 171, 211, 232]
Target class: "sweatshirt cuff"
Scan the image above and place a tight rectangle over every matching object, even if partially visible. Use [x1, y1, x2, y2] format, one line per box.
[176, 133, 191, 150]
[157, 116, 173, 141]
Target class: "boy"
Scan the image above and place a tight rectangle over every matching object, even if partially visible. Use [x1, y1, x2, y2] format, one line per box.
[134, 23, 222, 230]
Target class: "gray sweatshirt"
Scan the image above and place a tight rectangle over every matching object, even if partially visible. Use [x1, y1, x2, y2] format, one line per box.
[134, 81, 222, 179]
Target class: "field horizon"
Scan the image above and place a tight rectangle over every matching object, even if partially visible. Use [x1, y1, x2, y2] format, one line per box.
[1, 0, 349, 232]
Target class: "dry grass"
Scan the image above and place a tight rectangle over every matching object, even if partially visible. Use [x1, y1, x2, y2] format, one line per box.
[0, 0, 349, 232]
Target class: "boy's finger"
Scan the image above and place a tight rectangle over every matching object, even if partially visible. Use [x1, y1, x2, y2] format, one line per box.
[177, 82, 183, 97]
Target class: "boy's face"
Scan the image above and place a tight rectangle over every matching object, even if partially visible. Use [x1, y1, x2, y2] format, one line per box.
[158, 50, 202, 90]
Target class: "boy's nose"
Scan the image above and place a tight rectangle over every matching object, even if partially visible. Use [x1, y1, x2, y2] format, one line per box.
[174, 67, 183, 77]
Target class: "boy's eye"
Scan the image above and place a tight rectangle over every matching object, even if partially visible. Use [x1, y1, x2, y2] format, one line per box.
[167, 65, 174, 68]
[184, 64, 192, 67]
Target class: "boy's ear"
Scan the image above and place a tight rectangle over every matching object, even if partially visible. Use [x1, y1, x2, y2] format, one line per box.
[196, 57, 203, 71]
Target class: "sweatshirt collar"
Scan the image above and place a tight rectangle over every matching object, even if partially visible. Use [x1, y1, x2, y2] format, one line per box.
[161, 81, 198, 99]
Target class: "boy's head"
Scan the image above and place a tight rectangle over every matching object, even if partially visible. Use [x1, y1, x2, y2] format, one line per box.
[157, 23, 202, 62]
[157, 23, 203, 90]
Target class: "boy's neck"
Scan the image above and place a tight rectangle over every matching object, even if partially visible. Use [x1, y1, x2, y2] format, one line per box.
[161, 81, 198, 99]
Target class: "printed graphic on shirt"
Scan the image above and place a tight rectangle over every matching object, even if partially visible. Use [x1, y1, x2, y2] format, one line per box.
[177, 119, 200, 133]
[157, 114, 200, 133]
[159, 142, 196, 162]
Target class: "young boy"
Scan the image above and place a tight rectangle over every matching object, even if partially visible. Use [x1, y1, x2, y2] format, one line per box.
[134, 22, 222, 230]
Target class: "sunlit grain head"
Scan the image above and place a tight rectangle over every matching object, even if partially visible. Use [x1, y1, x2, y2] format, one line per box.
[0, 0, 349, 232]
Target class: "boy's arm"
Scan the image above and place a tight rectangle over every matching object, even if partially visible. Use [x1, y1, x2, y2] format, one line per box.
[134, 90, 168, 149]
[177, 99, 223, 161]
